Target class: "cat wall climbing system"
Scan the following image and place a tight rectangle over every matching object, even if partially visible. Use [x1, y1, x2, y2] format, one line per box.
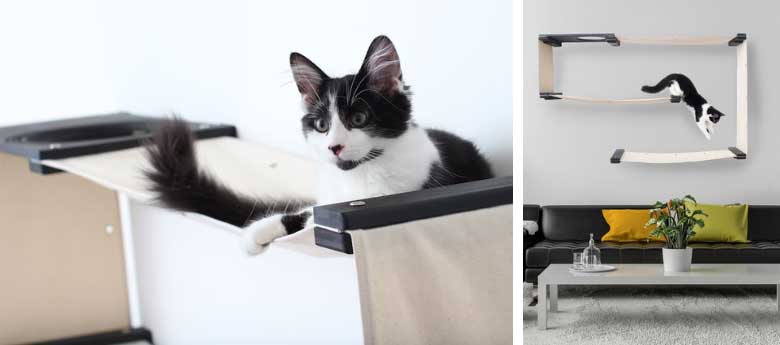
[538, 33, 748, 164]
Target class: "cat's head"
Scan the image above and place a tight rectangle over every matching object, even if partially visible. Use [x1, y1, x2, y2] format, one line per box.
[706, 106, 725, 124]
[290, 35, 412, 170]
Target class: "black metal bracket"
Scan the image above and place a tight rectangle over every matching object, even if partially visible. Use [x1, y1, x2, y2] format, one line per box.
[313, 176, 513, 253]
[28, 160, 63, 174]
[605, 36, 621, 47]
[611, 149, 625, 164]
[539, 33, 620, 47]
[728, 146, 747, 159]
[538, 35, 561, 47]
[670, 96, 682, 103]
[728, 33, 747, 46]
[313, 227, 353, 254]
[28, 328, 153, 345]
[0, 113, 237, 175]
[540, 92, 562, 100]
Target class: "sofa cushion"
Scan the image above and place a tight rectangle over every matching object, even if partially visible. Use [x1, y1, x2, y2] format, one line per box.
[541, 205, 650, 241]
[688, 203, 749, 243]
[525, 240, 780, 268]
[601, 209, 662, 242]
[746, 206, 780, 241]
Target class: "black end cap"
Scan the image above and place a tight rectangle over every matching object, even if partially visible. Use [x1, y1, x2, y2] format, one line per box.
[29, 160, 63, 175]
[728, 147, 747, 159]
[671, 96, 682, 103]
[611, 149, 625, 164]
[605, 34, 620, 47]
[314, 227, 353, 254]
[538, 35, 561, 47]
[729, 33, 747, 46]
[540, 92, 562, 100]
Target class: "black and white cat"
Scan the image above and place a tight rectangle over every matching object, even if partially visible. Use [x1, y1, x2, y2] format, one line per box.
[145, 35, 493, 254]
[641, 73, 725, 140]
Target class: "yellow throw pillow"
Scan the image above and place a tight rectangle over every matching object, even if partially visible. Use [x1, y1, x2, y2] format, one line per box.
[686, 202, 749, 243]
[601, 209, 661, 242]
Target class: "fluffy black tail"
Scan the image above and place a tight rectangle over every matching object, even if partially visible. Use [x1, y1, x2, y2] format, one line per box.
[641, 74, 679, 93]
[144, 118, 312, 227]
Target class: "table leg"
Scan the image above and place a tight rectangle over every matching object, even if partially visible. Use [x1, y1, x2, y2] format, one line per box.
[538, 281, 547, 330]
[550, 284, 558, 312]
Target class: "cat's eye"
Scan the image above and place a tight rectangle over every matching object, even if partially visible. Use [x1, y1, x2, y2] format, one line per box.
[313, 118, 329, 133]
[351, 113, 368, 127]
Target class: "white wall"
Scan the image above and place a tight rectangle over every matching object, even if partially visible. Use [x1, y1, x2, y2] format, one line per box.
[0, 0, 511, 175]
[0, 1, 116, 125]
[0, 1, 511, 344]
[524, 0, 779, 205]
[243, 0, 513, 175]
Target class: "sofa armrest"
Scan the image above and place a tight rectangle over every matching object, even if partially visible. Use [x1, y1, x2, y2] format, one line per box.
[522, 204, 543, 283]
[313, 176, 513, 253]
[522, 203, 543, 247]
[523, 228, 536, 251]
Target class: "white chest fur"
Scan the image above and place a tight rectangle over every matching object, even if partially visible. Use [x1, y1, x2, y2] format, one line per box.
[315, 126, 440, 205]
[669, 81, 684, 97]
[686, 103, 713, 140]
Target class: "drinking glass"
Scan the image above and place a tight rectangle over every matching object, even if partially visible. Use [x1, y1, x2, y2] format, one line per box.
[573, 252, 583, 270]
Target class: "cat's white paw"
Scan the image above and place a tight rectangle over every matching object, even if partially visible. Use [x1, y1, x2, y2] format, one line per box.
[240, 215, 287, 255]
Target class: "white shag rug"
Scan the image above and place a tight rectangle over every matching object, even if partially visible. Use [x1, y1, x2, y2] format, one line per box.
[523, 283, 780, 345]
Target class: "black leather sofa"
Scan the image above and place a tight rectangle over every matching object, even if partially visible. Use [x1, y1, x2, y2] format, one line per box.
[523, 204, 780, 283]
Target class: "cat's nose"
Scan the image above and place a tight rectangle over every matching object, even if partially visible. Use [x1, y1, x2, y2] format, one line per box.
[329, 144, 344, 156]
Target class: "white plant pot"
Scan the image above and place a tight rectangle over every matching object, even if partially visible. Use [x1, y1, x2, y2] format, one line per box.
[662, 247, 693, 272]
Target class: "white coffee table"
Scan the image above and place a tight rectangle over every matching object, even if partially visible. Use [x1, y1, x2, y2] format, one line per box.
[537, 264, 780, 330]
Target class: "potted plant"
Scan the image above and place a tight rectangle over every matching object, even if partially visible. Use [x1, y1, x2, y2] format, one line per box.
[646, 195, 707, 272]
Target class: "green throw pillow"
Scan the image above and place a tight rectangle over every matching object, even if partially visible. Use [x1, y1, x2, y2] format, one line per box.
[686, 202, 749, 243]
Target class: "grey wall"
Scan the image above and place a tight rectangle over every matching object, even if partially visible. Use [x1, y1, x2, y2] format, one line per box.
[524, 0, 779, 205]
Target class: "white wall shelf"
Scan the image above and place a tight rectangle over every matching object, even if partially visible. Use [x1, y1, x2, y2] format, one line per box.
[538, 33, 748, 164]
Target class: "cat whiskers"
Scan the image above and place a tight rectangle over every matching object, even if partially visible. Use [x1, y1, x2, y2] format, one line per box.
[347, 75, 358, 105]
[348, 58, 399, 106]
[426, 173, 446, 188]
[242, 199, 259, 227]
[290, 66, 323, 103]
[353, 88, 406, 113]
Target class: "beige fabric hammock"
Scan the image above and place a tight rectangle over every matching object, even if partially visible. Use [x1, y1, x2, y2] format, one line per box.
[350, 205, 512, 345]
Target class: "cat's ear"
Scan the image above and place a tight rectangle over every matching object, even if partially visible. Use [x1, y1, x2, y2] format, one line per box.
[290, 53, 328, 105]
[359, 35, 403, 94]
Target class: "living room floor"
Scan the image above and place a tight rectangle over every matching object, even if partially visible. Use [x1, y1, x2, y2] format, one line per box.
[523, 283, 780, 345]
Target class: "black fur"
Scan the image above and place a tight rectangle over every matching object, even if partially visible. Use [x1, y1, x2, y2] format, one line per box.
[291, 35, 492, 177]
[281, 211, 311, 233]
[641, 73, 695, 94]
[144, 118, 313, 228]
[146, 36, 493, 239]
[641, 73, 725, 125]
[294, 38, 411, 141]
[423, 129, 494, 188]
[336, 149, 384, 171]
